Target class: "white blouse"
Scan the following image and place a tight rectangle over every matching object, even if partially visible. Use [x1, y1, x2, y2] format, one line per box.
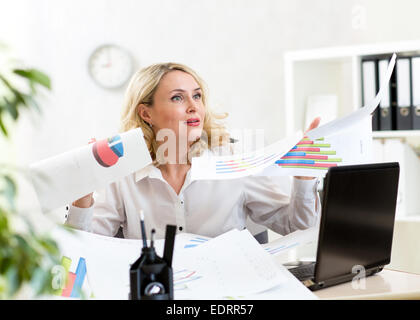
[65, 162, 321, 240]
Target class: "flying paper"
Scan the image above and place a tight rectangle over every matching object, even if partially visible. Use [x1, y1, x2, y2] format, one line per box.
[191, 54, 396, 180]
[257, 53, 396, 177]
[29, 128, 152, 213]
[191, 131, 303, 180]
[259, 116, 373, 177]
[306, 53, 396, 140]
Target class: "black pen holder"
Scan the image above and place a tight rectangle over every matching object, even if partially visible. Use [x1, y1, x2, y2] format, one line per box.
[129, 224, 177, 300]
[129, 247, 173, 300]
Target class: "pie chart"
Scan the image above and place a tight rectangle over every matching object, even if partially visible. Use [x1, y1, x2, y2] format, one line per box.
[92, 134, 124, 167]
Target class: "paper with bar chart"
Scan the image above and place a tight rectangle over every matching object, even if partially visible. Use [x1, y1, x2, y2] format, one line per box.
[276, 138, 342, 170]
[50, 227, 93, 299]
[53, 255, 90, 298]
[258, 113, 373, 177]
[29, 128, 152, 213]
[191, 131, 303, 180]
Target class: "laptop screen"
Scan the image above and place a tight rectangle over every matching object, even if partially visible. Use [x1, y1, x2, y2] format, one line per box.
[315, 162, 400, 282]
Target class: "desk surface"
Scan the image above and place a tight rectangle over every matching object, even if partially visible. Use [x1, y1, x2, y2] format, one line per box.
[314, 268, 420, 300]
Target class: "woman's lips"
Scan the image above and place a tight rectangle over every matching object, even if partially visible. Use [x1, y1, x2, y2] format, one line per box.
[186, 118, 201, 127]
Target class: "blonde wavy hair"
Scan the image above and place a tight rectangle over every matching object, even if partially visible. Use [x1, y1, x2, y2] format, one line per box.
[120, 62, 230, 164]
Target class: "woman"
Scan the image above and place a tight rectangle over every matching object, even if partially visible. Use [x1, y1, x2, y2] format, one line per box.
[66, 62, 321, 239]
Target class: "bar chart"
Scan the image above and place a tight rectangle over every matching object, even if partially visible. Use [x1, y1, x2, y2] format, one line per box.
[276, 137, 342, 170]
[54, 256, 87, 298]
[183, 236, 209, 249]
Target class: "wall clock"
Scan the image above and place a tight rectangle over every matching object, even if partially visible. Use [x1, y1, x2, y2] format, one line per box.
[88, 44, 133, 89]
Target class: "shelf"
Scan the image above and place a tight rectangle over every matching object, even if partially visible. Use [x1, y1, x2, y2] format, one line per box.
[284, 40, 420, 62]
[284, 41, 420, 227]
[284, 40, 420, 136]
[372, 130, 420, 139]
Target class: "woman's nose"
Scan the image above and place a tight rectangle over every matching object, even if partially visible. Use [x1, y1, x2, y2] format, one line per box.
[186, 97, 198, 112]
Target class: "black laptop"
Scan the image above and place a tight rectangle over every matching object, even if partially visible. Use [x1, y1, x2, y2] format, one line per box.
[286, 162, 400, 291]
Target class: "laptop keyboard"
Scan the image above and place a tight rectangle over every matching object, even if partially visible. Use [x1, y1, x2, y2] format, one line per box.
[288, 262, 316, 281]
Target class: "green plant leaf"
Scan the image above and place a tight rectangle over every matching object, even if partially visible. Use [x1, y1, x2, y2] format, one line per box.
[0, 58, 58, 299]
[13, 69, 51, 90]
[3, 97, 19, 120]
[5, 267, 19, 297]
[11, 88, 27, 108]
[30, 267, 49, 296]
[0, 74, 28, 109]
[0, 115, 8, 136]
[1, 175, 17, 210]
[0, 209, 9, 231]
[39, 237, 59, 256]
[21, 93, 41, 114]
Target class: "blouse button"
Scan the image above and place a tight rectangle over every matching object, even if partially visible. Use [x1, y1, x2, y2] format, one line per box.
[179, 226, 183, 231]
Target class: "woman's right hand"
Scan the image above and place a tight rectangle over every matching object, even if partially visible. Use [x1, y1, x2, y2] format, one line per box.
[72, 193, 94, 208]
[72, 137, 96, 208]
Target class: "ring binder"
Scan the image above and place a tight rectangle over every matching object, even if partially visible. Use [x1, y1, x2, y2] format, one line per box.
[361, 58, 379, 131]
[378, 57, 395, 130]
[395, 57, 413, 130]
[411, 56, 420, 129]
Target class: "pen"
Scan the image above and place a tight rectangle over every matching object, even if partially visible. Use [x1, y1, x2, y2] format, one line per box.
[151, 229, 156, 249]
[139, 210, 147, 248]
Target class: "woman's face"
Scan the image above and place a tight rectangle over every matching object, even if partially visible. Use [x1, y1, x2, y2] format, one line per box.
[140, 70, 206, 147]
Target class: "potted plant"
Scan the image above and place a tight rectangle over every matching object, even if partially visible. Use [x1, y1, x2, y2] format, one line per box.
[0, 45, 61, 299]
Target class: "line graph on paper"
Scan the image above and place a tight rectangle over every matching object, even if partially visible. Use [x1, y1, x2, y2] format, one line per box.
[173, 269, 203, 291]
[214, 152, 280, 174]
[264, 242, 300, 255]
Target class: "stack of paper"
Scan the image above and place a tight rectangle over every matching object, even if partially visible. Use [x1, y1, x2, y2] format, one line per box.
[49, 226, 316, 300]
[172, 229, 288, 299]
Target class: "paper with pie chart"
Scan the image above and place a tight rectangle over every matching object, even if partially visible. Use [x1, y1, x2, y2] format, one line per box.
[92, 134, 125, 168]
[30, 128, 152, 213]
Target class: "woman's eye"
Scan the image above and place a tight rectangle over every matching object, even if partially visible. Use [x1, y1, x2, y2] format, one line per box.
[193, 93, 202, 100]
[171, 95, 182, 102]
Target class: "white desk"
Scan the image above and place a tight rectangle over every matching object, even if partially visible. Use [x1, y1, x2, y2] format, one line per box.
[314, 268, 420, 300]
[271, 226, 420, 300]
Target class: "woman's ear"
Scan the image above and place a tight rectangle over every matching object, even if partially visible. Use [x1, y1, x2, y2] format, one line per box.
[138, 103, 152, 125]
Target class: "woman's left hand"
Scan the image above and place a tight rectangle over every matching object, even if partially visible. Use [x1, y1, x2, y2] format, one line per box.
[294, 117, 321, 180]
